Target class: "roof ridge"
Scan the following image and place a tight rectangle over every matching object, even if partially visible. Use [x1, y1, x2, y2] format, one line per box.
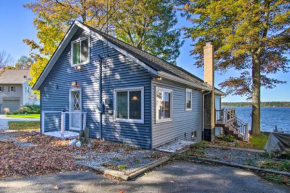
[80, 22, 206, 84]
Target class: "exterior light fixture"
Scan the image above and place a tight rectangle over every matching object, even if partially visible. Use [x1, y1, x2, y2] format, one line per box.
[75, 65, 82, 70]
[131, 96, 139, 101]
[71, 81, 80, 87]
[155, 77, 162, 81]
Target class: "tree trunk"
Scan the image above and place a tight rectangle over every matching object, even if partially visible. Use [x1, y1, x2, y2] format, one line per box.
[251, 53, 261, 135]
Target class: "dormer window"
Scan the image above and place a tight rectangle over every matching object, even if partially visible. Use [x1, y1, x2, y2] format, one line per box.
[71, 37, 90, 66]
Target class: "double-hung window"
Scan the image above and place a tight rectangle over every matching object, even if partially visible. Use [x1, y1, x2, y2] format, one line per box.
[9, 86, 15, 92]
[114, 87, 144, 123]
[71, 37, 90, 66]
[186, 88, 192, 111]
[156, 87, 172, 122]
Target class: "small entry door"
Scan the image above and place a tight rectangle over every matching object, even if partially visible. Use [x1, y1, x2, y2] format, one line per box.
[69, 88, 82, 131]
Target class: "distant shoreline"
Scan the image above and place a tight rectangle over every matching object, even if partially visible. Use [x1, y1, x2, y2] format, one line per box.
[222, 102, 290, 108]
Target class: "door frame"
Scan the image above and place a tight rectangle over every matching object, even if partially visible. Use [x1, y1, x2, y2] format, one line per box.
[69, 87, 82, 131]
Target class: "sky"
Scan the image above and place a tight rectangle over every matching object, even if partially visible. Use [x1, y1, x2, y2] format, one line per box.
[0, 1, 289, 102]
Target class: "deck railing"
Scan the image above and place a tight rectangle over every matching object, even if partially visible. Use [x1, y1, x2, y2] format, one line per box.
[216, 108, 249, 141]
[41, 111, 87, 139]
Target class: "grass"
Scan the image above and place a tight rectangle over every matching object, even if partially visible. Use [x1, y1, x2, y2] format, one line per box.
[6, 114, 40, 119]
[8, 121, 40, 131]
[210, 134, 269, 150]
[264, 174, 290, 185]
[259, 160, 290, 172]
[249, 134, 269, 150]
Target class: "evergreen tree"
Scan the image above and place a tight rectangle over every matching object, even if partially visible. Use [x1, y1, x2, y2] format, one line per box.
[180, 0, 290, 134]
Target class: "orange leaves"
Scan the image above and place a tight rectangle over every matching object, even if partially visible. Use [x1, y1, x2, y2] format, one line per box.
[0, 133, 139, 178]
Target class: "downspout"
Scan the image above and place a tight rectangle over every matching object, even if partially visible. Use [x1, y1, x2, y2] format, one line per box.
[98, 55, 103, 139]
[202, 90, 211, 140]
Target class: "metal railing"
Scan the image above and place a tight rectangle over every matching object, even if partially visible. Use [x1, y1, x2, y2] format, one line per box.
[41, 111, 87, 139]
[216, 108, 249, 141]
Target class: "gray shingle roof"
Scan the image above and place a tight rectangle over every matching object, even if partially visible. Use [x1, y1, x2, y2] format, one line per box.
[83, 23, 209, 88]
[0, 70, 31, 84]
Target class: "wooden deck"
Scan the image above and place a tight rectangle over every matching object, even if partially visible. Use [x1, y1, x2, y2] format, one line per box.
[44, 131, 79, 139]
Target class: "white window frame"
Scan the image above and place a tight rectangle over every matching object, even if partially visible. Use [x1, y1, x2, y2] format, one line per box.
[156, 87, 173, 123]
[114, 87, 144, 124]
[9, 86, 15, 92]
[186, 88, 192, 111]
[71, 36, 90, 67]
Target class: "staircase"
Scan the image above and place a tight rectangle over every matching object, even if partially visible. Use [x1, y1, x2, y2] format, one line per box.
[215, 109, 249, 141]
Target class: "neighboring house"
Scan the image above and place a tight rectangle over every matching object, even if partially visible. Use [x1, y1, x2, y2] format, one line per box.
[33, 21, 225, 149]
[0, 70, 40, 114]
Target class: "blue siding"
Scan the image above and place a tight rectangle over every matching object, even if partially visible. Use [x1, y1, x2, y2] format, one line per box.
[40, 28, 152, 148]
[152, 79, 203, 148]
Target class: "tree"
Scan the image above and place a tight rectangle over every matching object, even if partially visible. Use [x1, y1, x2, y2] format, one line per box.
[23, 0, 120, 90]
[180, 0, 290, 135]
[0, 50, 14, 69]
[0, 66, 16, 76]
[15, 56, 34, 69]
[113, 0, 183, 64]
[24, 0, 183, 89]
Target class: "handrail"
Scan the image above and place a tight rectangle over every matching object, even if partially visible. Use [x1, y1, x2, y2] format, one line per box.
[42, 111, 87, 139]
[215, 108, 249, 141]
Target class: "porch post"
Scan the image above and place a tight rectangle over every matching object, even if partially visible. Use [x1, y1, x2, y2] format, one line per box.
[245, 123, 249, 141]
[41, 111, 45, 134]
[61, 112, 65, 139]
[82, 113, 87, 130]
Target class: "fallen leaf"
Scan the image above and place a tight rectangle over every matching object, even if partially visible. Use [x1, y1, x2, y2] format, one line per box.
[53, 185, 59, 190]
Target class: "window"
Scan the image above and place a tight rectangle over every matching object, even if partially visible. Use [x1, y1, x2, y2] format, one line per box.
[0, 86, 2, 92]
[71, 37, 90, 66]
[156, 87, 172, 122]
[114, 87, 144, 123]
[186, 88, 192, 111]
[9, 86, 15, 92]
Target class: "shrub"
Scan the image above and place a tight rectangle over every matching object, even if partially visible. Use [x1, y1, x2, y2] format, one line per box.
[3, 108, 10, 115]
[222, 135, 235, 142]
[12, 105, 40, 114]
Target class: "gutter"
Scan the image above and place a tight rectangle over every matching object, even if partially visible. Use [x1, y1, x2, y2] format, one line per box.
[157, 71, 211, 91]
[157, 71, 225, 96]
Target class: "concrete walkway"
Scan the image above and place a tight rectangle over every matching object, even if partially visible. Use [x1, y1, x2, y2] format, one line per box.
[0, 115, 39, 130]
[0, 162, 288, 193]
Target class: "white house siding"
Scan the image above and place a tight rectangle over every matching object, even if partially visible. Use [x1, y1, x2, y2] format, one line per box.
[0, 84, 22, 113]
[22, 81, 40, 105]
[152, 79, 203, 148]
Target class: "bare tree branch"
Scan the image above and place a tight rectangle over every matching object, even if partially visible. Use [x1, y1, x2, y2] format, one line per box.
[0, 51, 14, 68]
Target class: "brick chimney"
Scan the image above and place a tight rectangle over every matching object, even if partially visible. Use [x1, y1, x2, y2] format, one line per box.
[203, 42, 215, 141]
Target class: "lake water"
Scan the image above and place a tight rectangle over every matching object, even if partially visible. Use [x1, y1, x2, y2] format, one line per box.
[222, 107, 290, 133]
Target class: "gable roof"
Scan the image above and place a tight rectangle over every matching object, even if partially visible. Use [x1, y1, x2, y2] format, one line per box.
[33, 21, 224, 95]
[0, 70, 31, 84]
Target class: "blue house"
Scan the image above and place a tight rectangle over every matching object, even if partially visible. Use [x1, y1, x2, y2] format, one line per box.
[33, 21, 225, 149]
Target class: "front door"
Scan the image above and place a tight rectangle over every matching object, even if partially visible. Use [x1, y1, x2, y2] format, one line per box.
[69, 88, 82, 131]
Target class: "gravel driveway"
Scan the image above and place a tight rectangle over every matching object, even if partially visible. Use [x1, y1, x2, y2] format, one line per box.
[0, 161, 289, 193]
[0, 115, 39, 130]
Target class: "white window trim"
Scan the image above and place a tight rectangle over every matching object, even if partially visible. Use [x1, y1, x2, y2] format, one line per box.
[10, 86, 15, 92]
[70, 36, 90, 67]
[113, 87, 144, 124]
[186, 88, 192, 111]
[156, 87, 173, 123]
